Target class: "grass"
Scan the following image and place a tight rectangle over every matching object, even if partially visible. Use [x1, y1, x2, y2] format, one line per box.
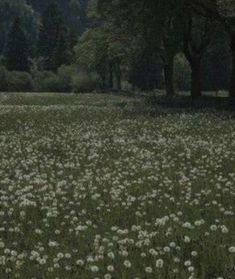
[0, 92, 234, 278]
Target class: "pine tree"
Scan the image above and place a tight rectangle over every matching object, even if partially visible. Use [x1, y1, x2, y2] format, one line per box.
[0, 23, 6, 55]
[38, 0, 64, 70]
[5, 17, 30, 72]
[52, 25, 72, 69]
[38, 0, 78, 71]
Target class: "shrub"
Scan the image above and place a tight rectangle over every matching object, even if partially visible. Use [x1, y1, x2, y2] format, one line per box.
[33, 71, 53, 92]
[33, 68, 75, 93]
[72, 73, 99, 93]
[33, 71, 60, 92]
[0, 66, 8, 91]
[57, 65, 74, 92]
[42, 75, 63, 92]
[7, 71, 33, 92]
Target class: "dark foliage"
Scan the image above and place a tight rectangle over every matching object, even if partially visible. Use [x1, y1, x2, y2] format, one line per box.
[5, 17, 30, 71]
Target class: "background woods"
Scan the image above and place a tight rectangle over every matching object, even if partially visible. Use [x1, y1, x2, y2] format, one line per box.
[0, 0, 234, 98]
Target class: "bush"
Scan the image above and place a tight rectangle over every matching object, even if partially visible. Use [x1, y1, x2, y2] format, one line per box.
[7, 71, 33, 92]
[33, 67, 75, 93]
[72, 73, 99, 93]
[0, 66, 8, 91]
[57, 65, 74, 92]
[33, 71, 60, 92]
[42, 75, 62, 93]
[33, 71, 55, 92]
[1, 67, 99, 93]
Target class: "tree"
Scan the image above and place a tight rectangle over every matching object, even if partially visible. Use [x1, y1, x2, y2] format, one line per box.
[69, 0, 88, 35]
[38, 0, 64, 70]
[28, 0, 88, 35]
[183, 12, 218, 98]
[187, 0, 235, 97]
[160, 14, 182, 97]
[74, 27, 109, 90]
[75, 0, 130, 91]
[201, 35, 231, 91]
[98, 0, 184, 95]
[98, 0, 235, 98]
[0, 23, 6, 54]
[5, 17, 30, 71]
[0, 0, 37, 55]
[53, 25, 73, 69]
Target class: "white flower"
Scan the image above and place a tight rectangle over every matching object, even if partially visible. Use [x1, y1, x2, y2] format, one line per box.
[210, 225, 217, 231]
[65, 253, 71, 259]
[57, 253, 64, 259]
[163, 246, 170, 253]
[188, 266, 194, 272]
[76, 259, 84, 266]
[228, 247, 235, 253]
[156, 259, 164, 268]
[184, 236, 191, 243]
[107, 265, 114, 272]
[184, 260, 191, 267]
[123, 260, 131, 268]
[221, 225, 229, 234]
[107, 252, 115, 259]
[141, 252, 146, 257]
[182, 222, 193, 229]
[145, 267, 153, 273]
[49, 241, 58, 247]
[90, 265, 99, 272]
[39, 258, 46, 265]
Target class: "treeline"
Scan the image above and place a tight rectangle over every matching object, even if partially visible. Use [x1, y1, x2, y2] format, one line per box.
[0, 0, 234, 96]
[0, 0, 93, 92]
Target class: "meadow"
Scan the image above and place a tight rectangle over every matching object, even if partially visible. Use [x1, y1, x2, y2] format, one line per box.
[0, 93, 234, 279]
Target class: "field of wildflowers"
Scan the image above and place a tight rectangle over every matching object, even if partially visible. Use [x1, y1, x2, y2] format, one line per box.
[0, 93, 234, 279]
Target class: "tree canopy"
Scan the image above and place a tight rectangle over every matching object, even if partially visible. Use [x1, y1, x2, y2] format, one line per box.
[0, 0, 235, 98]
[5, 17, 30, 71]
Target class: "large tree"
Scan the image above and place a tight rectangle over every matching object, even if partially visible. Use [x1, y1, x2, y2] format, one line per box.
[0, 0, 37, 55]
[75, 0, 130, 91]
[38, 0, 63, 70]
[53, 24, 73, 69]
[5, 17, 30, 71]
[99, 0, 235, 97]
[183, 12, 218, 98]
[187, 0, 235, 97]
[98, 0, 184, 95]
[37, 0, 73, 71]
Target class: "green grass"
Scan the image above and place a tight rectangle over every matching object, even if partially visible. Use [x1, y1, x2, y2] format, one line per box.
[0, 93, 234, 278]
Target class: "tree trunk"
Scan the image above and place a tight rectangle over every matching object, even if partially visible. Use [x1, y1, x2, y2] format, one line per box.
[115, 62, 122, 91]
[190, 58, 202, 99]
[229, 33, 235, 98]
[132, 83, 136, 92]
[117, 73, 122, 91]
[109, 63, 113, 90]
[100, 76, 105, 91]
[164, 56, 175, 97]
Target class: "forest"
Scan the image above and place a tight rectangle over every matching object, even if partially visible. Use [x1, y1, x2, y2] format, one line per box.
[0, 0, 234, 98]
